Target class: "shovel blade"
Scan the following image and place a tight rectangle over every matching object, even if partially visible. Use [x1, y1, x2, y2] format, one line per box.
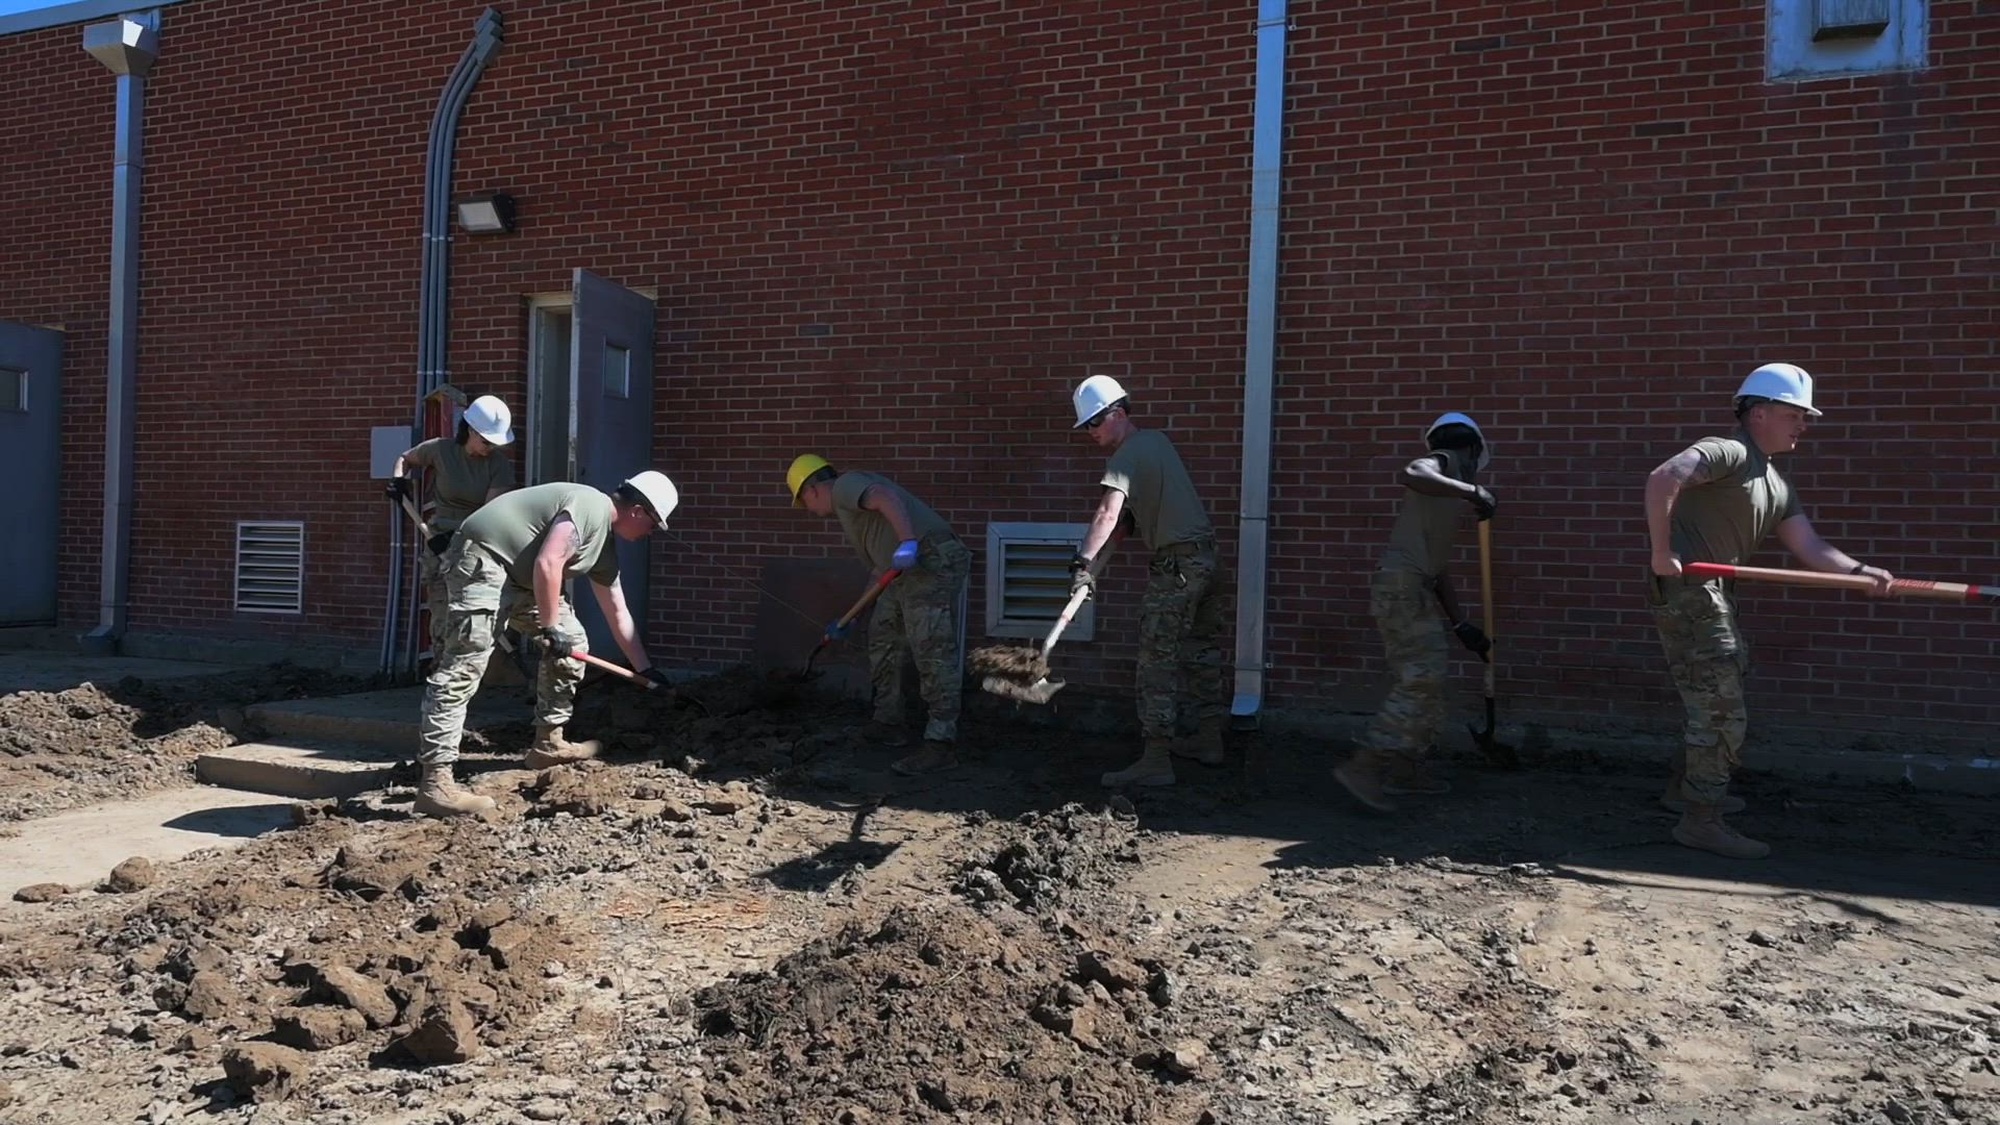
[980, 674, 1067, 705]
[1468, 697, 1519, 769]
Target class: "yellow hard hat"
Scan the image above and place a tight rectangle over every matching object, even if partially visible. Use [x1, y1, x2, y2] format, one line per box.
[786, 454, 831, 506]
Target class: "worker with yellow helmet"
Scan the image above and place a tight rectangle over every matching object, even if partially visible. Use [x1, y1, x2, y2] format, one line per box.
[787, 453, 971, 775]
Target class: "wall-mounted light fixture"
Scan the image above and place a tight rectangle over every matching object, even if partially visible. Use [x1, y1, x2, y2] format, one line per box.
[455, 191, 517, 234]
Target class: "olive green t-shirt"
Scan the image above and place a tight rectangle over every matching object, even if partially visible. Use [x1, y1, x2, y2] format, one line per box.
[405, 437, 515, 532]
[1378, 448, 1476, 579]
[1101, 429, 1212, 551]
[831, 471, 955, 571]
[1669, 433, 1801, 566]
[457, 482, 619, 591]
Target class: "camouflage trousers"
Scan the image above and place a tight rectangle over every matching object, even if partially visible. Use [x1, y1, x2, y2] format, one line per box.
[1135, 541, 1227, 741]
[1361, 570, 1448, 759]
[417, 541, 588, 766]
[1647, 576, 1748, 805]
[418, 540, 449, 655]
[868, 536, 971, 743]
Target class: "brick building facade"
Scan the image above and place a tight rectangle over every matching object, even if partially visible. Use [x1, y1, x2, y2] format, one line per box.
[2, 1, 1992, 745]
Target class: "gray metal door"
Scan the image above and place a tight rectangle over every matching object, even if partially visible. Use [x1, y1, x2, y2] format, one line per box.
[568, 270, 657, 658]
[0, 322, 62, 625]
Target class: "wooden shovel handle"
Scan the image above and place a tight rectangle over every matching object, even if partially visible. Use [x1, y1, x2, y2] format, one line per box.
[837, 569, 901, 630]
[574, 649, 662, 690]
[1476, 519, 1496, 690]
[1684, 562, 1999, 604]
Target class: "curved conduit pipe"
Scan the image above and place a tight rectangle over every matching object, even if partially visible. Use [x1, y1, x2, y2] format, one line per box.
[380, 7, 504, 677]
[1231, 0, 1287, 725]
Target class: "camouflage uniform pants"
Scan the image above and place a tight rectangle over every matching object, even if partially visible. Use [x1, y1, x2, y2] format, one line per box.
[1135, 541, 1227, 741]
[868, 536, 971, 743]
[417, 541, 588, 766]
[1647, 576, 1748, 805]
[418, 540, 449, 655]
[1361, 570, 1448, 760]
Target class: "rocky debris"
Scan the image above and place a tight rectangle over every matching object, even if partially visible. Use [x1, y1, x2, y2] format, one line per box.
[297, 963, 399, 1029]
[696, 781, 757, 815]
[179, 970, 240, 1023]
[219, 1043, 309, 1102]
[271, 1006, 367, 1050]
[13, 881, 70, 903]
[104, 856, 156, 893]
[323, 844, 426, 901]
[390, 996, 481, 1064]
[954, 804, 1139, 911]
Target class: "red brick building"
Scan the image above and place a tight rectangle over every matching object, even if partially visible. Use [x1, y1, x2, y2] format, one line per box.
[2, 1, 1991, 746]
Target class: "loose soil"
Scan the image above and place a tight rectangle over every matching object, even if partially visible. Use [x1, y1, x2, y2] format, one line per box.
[0, 664, 380, 824]
[1, 665, 1996, 1125]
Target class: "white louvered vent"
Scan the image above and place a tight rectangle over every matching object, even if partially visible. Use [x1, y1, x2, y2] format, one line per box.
[984, 522, 1095, 642]
[235, 521, 304, 614]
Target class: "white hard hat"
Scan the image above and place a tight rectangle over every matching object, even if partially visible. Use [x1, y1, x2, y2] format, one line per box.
[1072, 374, 1129, 429]
[1735, 363, 1820, 416]
[621, 470, 679, 528]
[1424, 411, 1492, 470]
[463, 395, 515, 445]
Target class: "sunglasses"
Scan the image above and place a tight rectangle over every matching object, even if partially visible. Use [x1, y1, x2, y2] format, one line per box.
[1082, 411, 1113, 430]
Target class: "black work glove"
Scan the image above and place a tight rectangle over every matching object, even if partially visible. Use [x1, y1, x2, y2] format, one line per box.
[425, 531, 454, 557]
[1452, 621, 1492, 659]
[640, 667, 672, 689]
[538, 626, 579, 660]
[1068, 551, 1096, 602]
[385, 476, 412, 502]
[1467, 486, 1497, 522]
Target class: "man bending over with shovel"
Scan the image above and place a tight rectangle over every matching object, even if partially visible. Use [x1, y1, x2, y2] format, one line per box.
[1067, 375, 1229, 788]
[1644, 363, 1891, 859]
[1334, 413, 1495, 813]
[413, 471, 680, 818]
[788, 454, 972, 776]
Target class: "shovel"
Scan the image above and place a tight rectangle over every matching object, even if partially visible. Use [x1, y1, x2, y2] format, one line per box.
[801, 569, 902, 681]
[1466, 519, 1518, 768]
[974, 556, 1104, 705]
[1684, 561, 2000, 603]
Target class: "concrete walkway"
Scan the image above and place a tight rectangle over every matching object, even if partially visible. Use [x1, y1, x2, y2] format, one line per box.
[0, 788, 294, 899]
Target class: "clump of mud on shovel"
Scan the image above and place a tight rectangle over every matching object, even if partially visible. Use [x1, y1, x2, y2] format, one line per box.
[966, 645, 1049, 682]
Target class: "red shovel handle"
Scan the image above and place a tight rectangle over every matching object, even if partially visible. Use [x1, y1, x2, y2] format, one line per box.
[1684, 562, 1999, 604]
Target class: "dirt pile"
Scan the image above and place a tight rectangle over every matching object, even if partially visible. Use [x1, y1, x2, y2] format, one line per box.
[956, 803, 1141, 912]
[0, 663, 378, 821]
[688, 903, 1211, 1124]
[565, 665, 856, 776]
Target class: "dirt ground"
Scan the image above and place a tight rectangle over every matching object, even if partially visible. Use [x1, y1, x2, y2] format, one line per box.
[0, 665, 1996, 1125]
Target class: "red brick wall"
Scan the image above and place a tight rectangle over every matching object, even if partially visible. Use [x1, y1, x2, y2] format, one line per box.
[2, 1, 1993, 743]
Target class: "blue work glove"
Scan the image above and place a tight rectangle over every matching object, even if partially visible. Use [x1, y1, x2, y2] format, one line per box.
[823, 621, 850, 643]
[538, 626, 579, 660]
[891, 539, 920, 571]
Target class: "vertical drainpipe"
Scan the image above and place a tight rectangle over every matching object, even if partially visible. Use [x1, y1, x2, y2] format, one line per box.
[79, 12, 161, 656]
[1231, 0, 1288, 725]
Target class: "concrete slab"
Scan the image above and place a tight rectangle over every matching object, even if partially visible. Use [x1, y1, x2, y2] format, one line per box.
[196, 740, 405, 801]
[246, 686, 530, 751]
[0, 787, 294, 899]
[0, 652, 235, 696]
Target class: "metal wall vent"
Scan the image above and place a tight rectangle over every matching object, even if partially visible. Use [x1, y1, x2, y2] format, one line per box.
[235, 521, 304, 614]
[983, 522, 1095, 642]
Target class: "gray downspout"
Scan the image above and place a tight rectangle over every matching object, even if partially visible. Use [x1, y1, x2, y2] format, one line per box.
[381, 7, 503, 675]
[79, 12, 161, 656]
[1231, 0, 1287, 724]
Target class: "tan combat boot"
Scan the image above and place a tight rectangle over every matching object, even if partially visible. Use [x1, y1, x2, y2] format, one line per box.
[1170, 716, 1228, 766]
[1333, 748, 1398, 813]
[890, 740, 959, 776]
[413, 765, 496, 818]
[1671, 804, 1770, 859]
[1102, 739, 1176, 787]
[524, 723, 601, 770]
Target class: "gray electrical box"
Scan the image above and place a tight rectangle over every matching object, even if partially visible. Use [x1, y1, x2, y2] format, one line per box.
[370, 426, 410, 479]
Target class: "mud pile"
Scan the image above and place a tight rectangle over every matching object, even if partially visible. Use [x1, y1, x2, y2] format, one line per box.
[0, 663, 377, 821]
[688, 903, 1212, 1124]
[955, 803, 1141, 912]
[566, 665, 854, 776]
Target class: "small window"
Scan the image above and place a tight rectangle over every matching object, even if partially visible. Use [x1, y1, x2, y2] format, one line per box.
[984, 522, 1095, 642]
[604, 344, 630, 399]
[235, 521, 304, 614]
[0, 368, 24, 412]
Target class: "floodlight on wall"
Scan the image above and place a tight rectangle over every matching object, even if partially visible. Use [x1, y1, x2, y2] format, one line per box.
[455, 191, 517, 234]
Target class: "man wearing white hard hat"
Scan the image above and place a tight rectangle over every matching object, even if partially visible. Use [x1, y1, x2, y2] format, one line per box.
[411, 470, 681, 817]
[1643, 363, 1892, 858]
[1333, 412, 1497, 812]
[1067, 374, 1229, 788]
[387, 394, 518, 651]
